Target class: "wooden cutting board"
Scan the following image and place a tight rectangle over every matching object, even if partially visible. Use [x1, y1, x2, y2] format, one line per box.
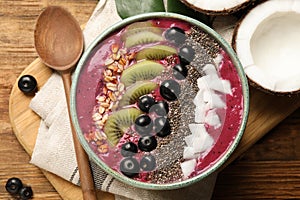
[9, 58, 300, 200]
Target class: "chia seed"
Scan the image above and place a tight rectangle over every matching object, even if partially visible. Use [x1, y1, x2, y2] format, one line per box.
[147, 159, 184, 184]
[187, 26, 221, 58]
[146, 26, 221, 183]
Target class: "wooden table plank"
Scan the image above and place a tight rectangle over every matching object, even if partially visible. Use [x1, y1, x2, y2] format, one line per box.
[213, 107, 300, 199]
[213, 161, 300, 199]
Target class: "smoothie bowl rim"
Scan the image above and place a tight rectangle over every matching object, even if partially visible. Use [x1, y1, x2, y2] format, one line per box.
[70, 12, 249, 190]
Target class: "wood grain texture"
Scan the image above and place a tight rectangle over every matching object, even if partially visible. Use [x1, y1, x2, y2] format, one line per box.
[213, 108, 300, 199]
[1, 0, 300, 199]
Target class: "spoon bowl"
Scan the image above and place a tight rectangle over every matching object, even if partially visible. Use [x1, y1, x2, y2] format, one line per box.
[34, 6, 83, 71]
[34, 6, 97, 200]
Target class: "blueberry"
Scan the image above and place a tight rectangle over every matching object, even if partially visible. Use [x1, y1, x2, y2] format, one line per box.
[121, 142, 138, 157]
[160, 80, 181, 101]
[173, 64, 188, 80]
[19, 186, 33, 200]
[138, 135, 157, 152]
[149, 101, 169, 116]
[154, 117, 171, 137]
[5, 177, 23, 195]
[137, 95, 155, 113]
[120, 157, 140, 178]
[18, 75, 38, 95]
[179, 45, 195, 65]
[140, 154, 156, 171]
[165, 27, 186, 45]
[134, 115, 153, 136]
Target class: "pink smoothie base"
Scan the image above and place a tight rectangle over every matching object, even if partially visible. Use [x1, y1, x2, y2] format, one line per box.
[194, 50, 243, 176]
[75, 18, 244, 183]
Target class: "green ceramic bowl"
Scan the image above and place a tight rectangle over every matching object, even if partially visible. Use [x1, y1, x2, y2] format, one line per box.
[71, 12, 249, 190]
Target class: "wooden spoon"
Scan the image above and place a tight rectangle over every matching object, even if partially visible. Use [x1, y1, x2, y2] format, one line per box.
[34, 6, 97, 200]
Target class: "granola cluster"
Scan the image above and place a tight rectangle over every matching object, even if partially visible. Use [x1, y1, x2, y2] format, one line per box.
[87, 44, 136, 153]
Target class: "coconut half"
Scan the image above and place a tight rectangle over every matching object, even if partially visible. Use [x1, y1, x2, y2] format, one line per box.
[180, 0, 255, 15]
[233, 0, 300, 95]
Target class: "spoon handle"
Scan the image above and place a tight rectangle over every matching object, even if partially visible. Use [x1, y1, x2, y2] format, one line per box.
[61, 71, 97, 200]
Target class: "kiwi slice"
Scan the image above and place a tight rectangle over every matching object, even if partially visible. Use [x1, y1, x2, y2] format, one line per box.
[104, 108, 142, 146]
[136, 45, 177, 60]
[120, 60, 164, 87]
[121, 21, 162, 40]
[124, 31, 163, 48]
[126, 21, 159, 31]
[119, 81, 158, 107]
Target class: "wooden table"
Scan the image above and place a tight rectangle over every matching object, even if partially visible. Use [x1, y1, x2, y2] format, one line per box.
[1, 1, 300, 199]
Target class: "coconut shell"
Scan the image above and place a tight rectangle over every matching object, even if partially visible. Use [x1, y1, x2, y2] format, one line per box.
[232, 0, 300, 96]
[179, 0, 263, 15]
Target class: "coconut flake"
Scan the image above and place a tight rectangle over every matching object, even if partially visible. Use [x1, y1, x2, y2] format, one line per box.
[205, 91, 226, 109]
[193, 90, 208, 123]
[214, 53, 224, 67]
[188, 123, 207, 137]
[221, 80, 232, 95]
[203, 63, 218, 75]
[187, 123, 214, 153]
[193, 90, 205, 106]
[184, 134, 194, 147]
[192, 134, 214, 153]
[205, 109, 221, 129]
[183, 146, 201, 159]
[194, 105, 206, 123]
[180, 159, 197, 178]
[197, 74, 215, 91]
[203, 89, 212, 103]
[197, 74, 232, 94]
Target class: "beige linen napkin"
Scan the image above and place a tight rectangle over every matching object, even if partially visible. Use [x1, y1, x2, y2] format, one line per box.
[29, 0, 232, 199]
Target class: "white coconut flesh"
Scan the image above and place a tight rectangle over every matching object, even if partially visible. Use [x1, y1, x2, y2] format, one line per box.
[235, 0, 300, 93]
[183, 0, 249, 13]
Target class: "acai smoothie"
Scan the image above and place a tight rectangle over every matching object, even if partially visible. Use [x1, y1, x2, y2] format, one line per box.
[75, 17, 244, 184]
